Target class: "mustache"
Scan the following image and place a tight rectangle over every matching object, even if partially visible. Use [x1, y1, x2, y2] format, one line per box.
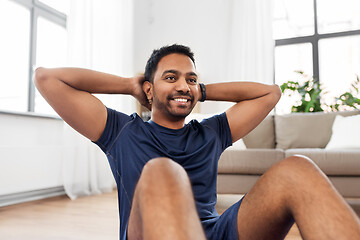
[167, 92, 194, 101]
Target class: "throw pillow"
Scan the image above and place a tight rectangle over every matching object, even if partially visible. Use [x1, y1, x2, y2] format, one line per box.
[325, 114, 360, 149]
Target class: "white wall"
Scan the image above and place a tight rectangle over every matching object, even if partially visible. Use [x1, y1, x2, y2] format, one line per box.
[133, 0, 232, 81]
[133, 0, 235, 113]
[0, 113, 63, 195]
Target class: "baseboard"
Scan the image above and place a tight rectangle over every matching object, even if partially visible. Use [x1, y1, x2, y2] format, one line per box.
[0, 186, 66, 207]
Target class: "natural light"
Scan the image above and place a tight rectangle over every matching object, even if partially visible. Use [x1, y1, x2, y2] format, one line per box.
[273, 0, 360, 114]
[0, 0, 359, 115]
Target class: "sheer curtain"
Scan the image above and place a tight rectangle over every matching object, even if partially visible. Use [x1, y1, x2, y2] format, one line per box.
[63, 0, 134, 199]
[226, 0, 274, 84]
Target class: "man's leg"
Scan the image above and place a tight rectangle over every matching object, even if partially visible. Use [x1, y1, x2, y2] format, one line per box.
[127, 157, 206, 240]
[237, 155, 360, 240]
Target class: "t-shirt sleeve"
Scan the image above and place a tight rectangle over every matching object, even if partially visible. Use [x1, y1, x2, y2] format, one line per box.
[94, 107, 132, 153]
[201, 112, 232, 151]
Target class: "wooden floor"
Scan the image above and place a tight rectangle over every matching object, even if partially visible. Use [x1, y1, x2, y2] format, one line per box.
[0, 192, 119, 240]
[0, 191, 359, 240]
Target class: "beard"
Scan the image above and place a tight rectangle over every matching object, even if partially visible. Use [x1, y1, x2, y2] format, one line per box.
[152, 91, 196, 120]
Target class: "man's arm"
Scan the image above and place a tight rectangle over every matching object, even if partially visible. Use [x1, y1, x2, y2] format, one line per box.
[203, 82, 281, 143]
[34, 67, 147, 141]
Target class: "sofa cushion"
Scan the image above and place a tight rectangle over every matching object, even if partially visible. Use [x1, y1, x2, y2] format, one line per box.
[285, 149, 360, 176]
[217, 175, 360, 197]
[275, 111, 360, 149]
[217, 175, 260, 194]
[218, 149, 284, 174]
[243, 115, 275, 149]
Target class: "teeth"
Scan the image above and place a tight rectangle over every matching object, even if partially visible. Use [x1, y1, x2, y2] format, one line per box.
[174, 98, 188, 102]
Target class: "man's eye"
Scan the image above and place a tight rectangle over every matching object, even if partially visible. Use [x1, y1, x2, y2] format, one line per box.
[166, 76, 175, 81]
[188, 78, 197, 84]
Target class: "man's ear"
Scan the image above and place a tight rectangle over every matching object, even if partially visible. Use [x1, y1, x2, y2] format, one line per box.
[142, 81, 153, 101]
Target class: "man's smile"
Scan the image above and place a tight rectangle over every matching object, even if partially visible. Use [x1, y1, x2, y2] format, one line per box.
[168, 93, 193, 102]
[167, 94, 194, 108]
[173, 98, 189, 103]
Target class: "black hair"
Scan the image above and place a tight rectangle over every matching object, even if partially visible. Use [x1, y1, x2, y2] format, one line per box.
[144, 44, 195, 83]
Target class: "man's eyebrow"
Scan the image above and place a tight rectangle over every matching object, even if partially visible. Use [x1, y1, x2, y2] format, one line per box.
[161, 69, 179, 76]
[161, 70, 198, 77]
[188, 72, 198, 77]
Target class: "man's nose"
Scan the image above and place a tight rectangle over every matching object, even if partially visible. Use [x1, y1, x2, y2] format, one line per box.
[175, 77, 190, 93]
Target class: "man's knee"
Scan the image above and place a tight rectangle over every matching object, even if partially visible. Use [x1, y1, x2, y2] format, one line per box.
[276, 155, 318, 171]
[264, 155, 326, 187]
[142, 157, 187, 178]
[139, 157, 190, 191]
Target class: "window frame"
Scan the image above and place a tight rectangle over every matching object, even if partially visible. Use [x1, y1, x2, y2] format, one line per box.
[274, 0, 360, 83]
[11, 0, 66, 112]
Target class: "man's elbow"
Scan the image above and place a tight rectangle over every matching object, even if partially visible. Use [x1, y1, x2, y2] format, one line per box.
[34, 67, 48, 87]
[270, 84, 282, 104]
[273, 84, 282, 98]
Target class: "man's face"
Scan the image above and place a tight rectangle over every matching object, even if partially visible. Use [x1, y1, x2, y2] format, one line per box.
[151, 53, 200, 120]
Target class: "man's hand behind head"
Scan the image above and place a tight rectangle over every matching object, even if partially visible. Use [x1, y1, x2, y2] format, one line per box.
[131, 74, 152, 111]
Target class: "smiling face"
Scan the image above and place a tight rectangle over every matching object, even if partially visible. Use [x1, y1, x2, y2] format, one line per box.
[143, 53, 200, 126]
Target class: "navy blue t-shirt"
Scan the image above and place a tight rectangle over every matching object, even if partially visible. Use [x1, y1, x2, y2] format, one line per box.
[95, 107, 232, 240]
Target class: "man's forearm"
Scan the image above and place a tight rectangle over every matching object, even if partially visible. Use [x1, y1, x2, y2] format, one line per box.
[35, 67, 134, 95]
[204, 82, 281, 102]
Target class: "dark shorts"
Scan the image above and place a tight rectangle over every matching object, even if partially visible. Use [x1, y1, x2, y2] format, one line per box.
[202, 196, 244, 240]
[124, 196, 244, 240]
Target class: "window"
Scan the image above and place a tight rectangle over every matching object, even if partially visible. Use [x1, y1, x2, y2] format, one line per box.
[273, 0, 360, 114]
[35, 16, 67, 114]
[0, 0, 69, 115]
[0, 1, 30, 112]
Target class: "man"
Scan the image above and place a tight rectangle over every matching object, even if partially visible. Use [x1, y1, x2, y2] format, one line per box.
[35, 44, 360, 240]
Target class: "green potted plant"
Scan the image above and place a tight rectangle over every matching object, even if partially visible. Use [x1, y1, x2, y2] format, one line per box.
[329, 75, 360, 111]
[280, 71, 325, 112]
[280, 71, 360, 113]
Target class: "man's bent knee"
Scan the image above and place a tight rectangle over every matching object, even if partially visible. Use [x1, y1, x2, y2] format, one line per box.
[142, 157, 187, 178]
[264, 155, 329, 190]
[138, 157, 190, 191]
[143, 157, 184, 172]
[277, 155, 323, 176]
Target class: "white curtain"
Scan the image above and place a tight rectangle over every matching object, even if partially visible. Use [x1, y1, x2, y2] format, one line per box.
[226, 0, 274, 84]
[62, 124, 115, 200]
[63, 0, 134, 199]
